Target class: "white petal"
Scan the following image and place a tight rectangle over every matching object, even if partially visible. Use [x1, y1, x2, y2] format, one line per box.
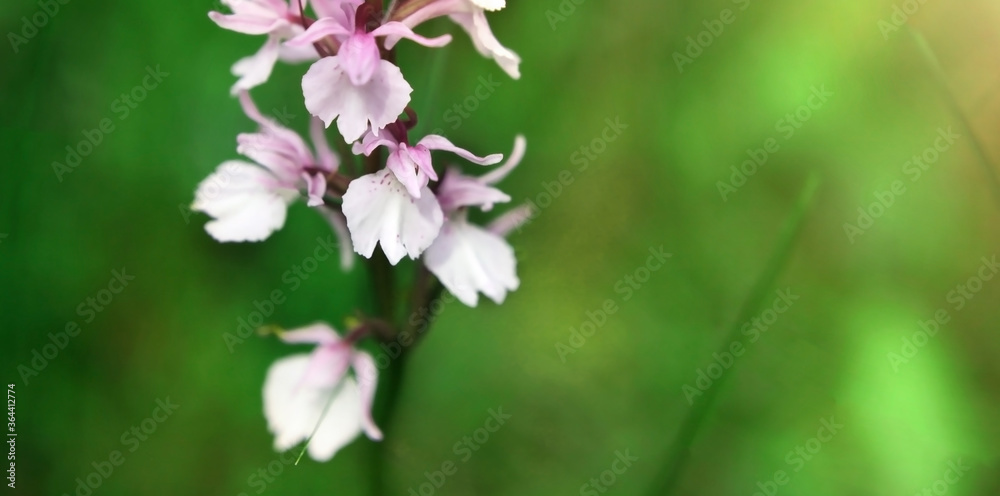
[192, 161, 296, 242]
[302, 57, 413, 143]
[351, 353, 383, 440]
[342, 170, 443, 265]
[449, 11, 520, 79]
[318, 207, 356, 271]
[278, 40, 319, 64]
[424, 218, 519, 307]
[307, 378, 366, 462]
[468, 0, 505, 11]
[231, 36, 282, 94]
[263, 355, 365, 462]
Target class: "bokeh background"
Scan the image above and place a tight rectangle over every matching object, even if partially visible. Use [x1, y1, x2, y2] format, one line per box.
[3, 0, 1000, 494]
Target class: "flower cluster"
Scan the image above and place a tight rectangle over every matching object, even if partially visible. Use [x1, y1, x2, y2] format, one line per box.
[193, 0, 528, 462]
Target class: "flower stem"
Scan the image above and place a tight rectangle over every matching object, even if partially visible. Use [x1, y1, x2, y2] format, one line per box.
[644, 173, 821, 496]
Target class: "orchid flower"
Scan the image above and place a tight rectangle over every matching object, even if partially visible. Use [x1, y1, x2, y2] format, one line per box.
[263, 323, 381, 461]
[424, 136, 530, 306]
[192, 91, 339, 243]
[353, 126, 503, 198]
[287, 2, 453, 142]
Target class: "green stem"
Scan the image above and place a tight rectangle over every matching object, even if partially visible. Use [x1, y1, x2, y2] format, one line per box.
[645, 173, 821, 496]
[908, 27, 1000, 211]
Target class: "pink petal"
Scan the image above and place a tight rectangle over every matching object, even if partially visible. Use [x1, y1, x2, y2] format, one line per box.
[286, 16, 351, 47]
[371, 21, 452, 49]
[209, 11, 287, 35]
[436, 166, 510, 213]
[479, 134, 525, 185]
[301, 343, 352, 388]
[352, 128, 399, 156]
[339, 32, 381, 86]
[310, 117, 339, 172]
[488, 203, 534, 236]
[280, 323, 342, 345]
[417, 134, 502, 165]
[385, 149, 427, 199]
[237, 92, 316, 174]
[304, 172, 328, 206]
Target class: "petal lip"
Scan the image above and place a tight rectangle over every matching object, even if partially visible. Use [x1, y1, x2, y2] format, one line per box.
[302, 57, 413, 142]
[424, 217, 519, 307]
[341, 170, 443, 264]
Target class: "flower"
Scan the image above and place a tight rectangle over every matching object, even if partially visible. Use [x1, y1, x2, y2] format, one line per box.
[389, 0, 521, 79]
[209, 0, 319, 93]
[192, 91, 339, 243]
[424, 136, 531, 306]
[288, 3, 452, 142]
[263, 323, 381, 462]
[353, 128, 503, 198]
[341, 169, 444, 265]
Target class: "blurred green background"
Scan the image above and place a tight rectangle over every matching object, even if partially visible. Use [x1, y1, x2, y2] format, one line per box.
[3, 0, 1000, 494]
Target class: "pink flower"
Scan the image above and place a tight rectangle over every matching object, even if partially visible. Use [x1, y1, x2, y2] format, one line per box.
[423, 136, 530, 306]
[209, 0, 319, 93]
[353, 128, 503, 198]
[263, 323, 381, 462]
[341, 169, 444, 265]
[288, 3, 452, 142]
[390, 0, 520, 79]
[193, 92, 341, 244]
